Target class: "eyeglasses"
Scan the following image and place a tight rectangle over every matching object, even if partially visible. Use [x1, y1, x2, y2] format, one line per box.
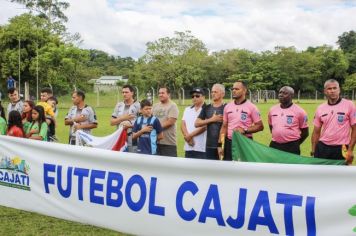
[191, 94, 201, 98]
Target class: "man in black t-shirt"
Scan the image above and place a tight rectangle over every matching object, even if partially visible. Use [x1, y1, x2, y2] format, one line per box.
[195, 84, 226, 160]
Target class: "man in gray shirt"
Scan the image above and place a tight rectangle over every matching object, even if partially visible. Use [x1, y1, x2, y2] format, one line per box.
[7, 87, 23, 119]
[65, 90, 98, 145]
[111, 85, 140, 152]
[153, 86, 179, 157]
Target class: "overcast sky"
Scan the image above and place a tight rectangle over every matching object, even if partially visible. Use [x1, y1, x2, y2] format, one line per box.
[1, 0, 356, 58]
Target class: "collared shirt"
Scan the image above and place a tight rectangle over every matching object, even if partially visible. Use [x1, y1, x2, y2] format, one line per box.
[182, 105, 206, 152]
[268, 103, 308, 143]
[7, 100, 23, 118]
[313, 98, 356, 145]
[112, 101, 141, 129]
[65, 105, 97, 137]
[223, 99, 261, 139]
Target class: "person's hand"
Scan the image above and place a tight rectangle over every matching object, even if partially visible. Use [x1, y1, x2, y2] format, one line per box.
[121, 120, 132, 129]
[234, 127, 244, 134]
[346, 150, 354, 165]
[218, 147, 224, 160]
[184, 133, 192, 143]
[124, 114, 135, 121]
[29, 129, 38, 135]
[188, 139, 195, 147]
[73, 123, 81, 131]
[141, 125, 153, 133]
[210, 113, 223, 123]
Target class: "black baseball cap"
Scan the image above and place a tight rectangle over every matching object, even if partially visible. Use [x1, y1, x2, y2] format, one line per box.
[190, 87, 205, 95]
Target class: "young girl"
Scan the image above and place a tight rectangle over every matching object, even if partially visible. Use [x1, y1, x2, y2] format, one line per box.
[7, 110, 25, 137]
[26, 105, 48, 141]
[22, 100, 35, 133]
[0, 101, 7, 135]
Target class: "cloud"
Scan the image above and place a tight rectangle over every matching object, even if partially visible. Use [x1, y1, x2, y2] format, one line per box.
[0, 0, 356, 58]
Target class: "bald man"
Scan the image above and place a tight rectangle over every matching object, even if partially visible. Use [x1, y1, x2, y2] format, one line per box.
[268, 86, 309, 155]
[312, 79, 356, 164]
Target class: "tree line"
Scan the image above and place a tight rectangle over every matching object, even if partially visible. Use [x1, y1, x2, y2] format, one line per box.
[0, 0, 356, 96]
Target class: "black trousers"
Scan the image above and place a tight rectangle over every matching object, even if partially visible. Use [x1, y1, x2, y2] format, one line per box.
[270, 140, 301, 155]
[315, 141, 346, 160]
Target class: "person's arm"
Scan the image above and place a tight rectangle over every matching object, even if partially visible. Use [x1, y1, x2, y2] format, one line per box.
[110, 114, 135, 126]
[311, 126, 321, 156]
[195, 114, 223, 127]
[217, 120, 228, 158]
[180, 120, 192, 143]
[269, 125, 273, 132]
[299, 127, 309, 144]
[161, 117, 176, 129]
[157, 131, 163, 141]
[133, 125, 153, 139]
[236, 121, 264, 134]
[347, 124, 356, 164]
[74, 123, 98, 130]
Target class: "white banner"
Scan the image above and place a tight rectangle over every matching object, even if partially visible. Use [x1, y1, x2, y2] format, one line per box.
[0, 135, 356, 236]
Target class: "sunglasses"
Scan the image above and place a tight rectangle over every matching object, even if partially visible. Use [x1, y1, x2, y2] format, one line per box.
[191, 94, 201, 98]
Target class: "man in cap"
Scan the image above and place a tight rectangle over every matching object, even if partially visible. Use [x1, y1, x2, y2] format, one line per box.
[181, 88, 207, 159]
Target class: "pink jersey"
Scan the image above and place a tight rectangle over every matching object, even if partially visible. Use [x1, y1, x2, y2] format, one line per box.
[313, 98, 356, 145]
[268, 103, 308, 143]
[223, 100, 261, 139]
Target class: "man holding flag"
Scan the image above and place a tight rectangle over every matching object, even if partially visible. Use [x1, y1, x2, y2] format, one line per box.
[218, 81, 264, 160]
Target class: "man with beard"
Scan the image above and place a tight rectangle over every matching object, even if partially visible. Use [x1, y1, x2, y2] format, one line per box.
[219, 81, 264, 160]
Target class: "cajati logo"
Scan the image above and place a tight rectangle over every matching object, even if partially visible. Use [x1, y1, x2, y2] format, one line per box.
[0, 156, 30, 191]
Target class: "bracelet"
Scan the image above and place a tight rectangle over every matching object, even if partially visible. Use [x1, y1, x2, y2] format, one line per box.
[217, 143, 222, 147]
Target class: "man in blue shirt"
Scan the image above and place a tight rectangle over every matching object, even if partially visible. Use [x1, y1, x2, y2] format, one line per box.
[133, 99, 163, 155]
[7, 76, 15, 90]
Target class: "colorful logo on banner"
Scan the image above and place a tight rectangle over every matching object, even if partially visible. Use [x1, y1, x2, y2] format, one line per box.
[0, 156, 30, 191]
[349, 205, 356, 232]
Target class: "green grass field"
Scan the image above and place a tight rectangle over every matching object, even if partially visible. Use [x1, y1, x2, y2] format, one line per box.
[0, 93, 355, 235]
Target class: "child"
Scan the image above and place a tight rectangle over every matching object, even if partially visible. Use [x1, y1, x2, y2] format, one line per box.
[46, 96, 58, 142]
[7, 110, 25, 137]
[132, 99, 163, 155]
[22, 100, 34, 133]
[0, 101, 7, 135]
[26, 105, 48, 141]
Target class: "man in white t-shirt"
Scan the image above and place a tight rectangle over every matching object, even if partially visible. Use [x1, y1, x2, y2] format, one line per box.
[181, 88, 207, 159]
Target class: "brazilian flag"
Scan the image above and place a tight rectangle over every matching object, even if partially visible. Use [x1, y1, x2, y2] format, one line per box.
[232, 132, 345, 165]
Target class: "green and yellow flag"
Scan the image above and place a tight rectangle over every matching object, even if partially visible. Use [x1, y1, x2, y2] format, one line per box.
[232, 132, 345, 165]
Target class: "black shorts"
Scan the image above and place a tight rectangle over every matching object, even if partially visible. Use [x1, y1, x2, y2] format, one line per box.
[270, 140, 300, 155]
[314, 141, 346, 160]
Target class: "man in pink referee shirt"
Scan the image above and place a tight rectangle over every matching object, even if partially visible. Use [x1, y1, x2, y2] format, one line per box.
[311, 79, 356, 164]
[218, 81, 264, 161]
[268, 86, 309, 155]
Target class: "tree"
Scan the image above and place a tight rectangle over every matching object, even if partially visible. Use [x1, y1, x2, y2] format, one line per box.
[337, 31, 356, 74]
[132, 31, 209, 93]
